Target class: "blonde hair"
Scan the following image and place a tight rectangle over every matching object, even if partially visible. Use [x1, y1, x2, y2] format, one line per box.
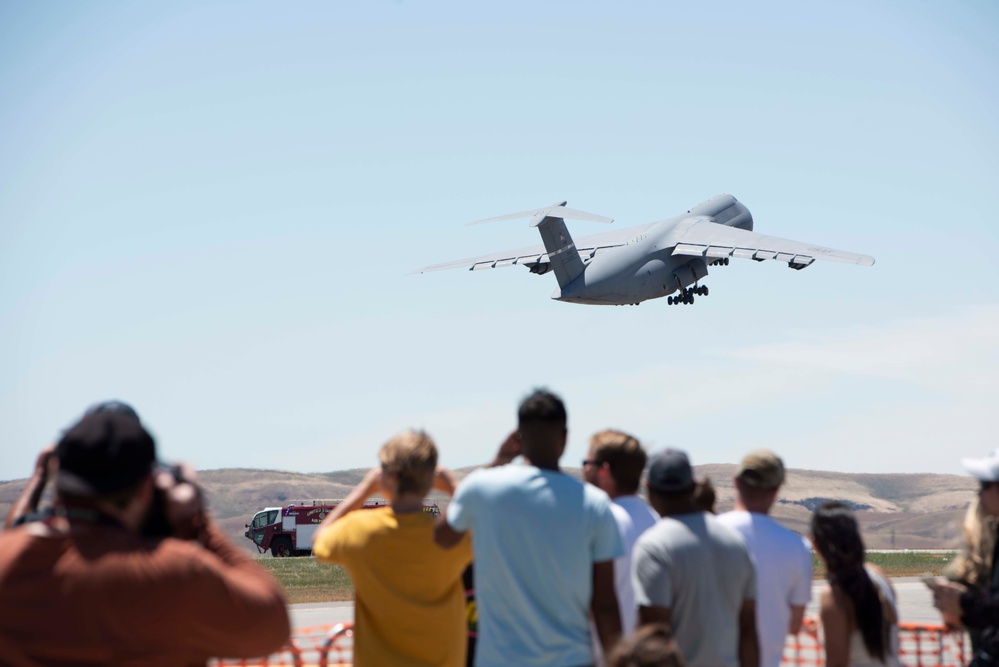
[378, 430, 438, 496]
[950, 497, 998, 588]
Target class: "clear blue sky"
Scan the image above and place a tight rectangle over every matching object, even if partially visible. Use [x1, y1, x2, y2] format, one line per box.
[2, 1, 997, 480]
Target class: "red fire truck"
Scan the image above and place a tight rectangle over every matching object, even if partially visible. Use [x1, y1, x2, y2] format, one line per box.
[244, 499, 442, 557]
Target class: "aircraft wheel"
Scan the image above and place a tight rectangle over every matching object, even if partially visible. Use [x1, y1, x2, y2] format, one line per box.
[703, 286, 709, 296]
[667, 296, 673, 305]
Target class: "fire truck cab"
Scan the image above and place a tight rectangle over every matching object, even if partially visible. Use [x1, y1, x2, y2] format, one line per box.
[245, 499, 441, 557]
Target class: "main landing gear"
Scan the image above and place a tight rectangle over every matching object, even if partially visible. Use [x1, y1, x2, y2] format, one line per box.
[667, 285, 709, 306]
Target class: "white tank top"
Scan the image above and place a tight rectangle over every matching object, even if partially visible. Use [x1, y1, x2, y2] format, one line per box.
[846, 566, 902, 667]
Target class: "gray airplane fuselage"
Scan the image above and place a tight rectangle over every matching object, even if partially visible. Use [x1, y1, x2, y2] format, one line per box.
[555, 194, 752, 305]
[418, 192, 873, 305]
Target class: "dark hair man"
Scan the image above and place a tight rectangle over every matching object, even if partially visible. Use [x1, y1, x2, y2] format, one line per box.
[0, 408, 290, 665]
[312, 430, 472, 667]
[583, 430, 658, 647]
[435, 389, 624, 667]
[632, 449, 758, 667]
[718, 450, 812, 667]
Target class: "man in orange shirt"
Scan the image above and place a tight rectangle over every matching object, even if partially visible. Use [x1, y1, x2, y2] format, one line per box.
[0, 407, 291, 666]
[313, 430, 473, 667]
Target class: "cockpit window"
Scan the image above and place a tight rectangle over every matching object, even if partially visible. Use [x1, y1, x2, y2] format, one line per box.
[251, 510, 279, 529]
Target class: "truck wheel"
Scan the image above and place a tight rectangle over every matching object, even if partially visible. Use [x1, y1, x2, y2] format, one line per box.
[271, 537, 293, 558]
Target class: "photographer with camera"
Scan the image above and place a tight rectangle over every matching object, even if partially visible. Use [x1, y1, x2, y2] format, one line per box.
[0, 406, 291, 665]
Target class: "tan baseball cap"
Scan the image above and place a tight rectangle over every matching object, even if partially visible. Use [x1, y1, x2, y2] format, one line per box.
[736, 450, 785, 489]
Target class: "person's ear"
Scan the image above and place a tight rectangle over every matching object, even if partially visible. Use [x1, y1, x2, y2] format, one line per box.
[380, 470, 399, 495]
[138, 474, 155, 508]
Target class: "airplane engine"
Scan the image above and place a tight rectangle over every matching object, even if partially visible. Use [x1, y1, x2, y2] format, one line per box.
[671, 258, 708, 291]
[526, 262, 552, 275]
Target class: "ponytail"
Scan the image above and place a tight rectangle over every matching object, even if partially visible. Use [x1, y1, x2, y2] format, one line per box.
[811, 501, 888, 661]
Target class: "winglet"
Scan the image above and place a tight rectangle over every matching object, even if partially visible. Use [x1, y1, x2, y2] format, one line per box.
[466, 202, 613, 227]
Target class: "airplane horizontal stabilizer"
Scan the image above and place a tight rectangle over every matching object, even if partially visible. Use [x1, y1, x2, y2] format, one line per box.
[466, 202, 613, 227]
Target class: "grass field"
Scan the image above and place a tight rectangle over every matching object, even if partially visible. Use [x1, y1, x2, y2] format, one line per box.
[258, 559, 355, 604]
[261, 551, 959, 604]
[813, 551, 956, 580]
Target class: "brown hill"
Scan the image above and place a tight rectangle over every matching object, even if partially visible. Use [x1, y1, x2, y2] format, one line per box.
[0, 465, 976, 554]
[695, 464, 975, 549]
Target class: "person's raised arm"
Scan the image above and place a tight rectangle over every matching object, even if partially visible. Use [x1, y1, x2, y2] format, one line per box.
[159, 464, 291, 657]
[317, 467, 384, 532]
[738, 599, 759, 667]
[432, 467, 458, 496]
[5, 446, 56, 530]
[435, 431, 518, 549]
[591, 560, 622, 655]
[489, 430, 522, 467]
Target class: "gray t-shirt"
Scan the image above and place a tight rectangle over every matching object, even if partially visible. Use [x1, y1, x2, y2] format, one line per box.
[632, 511, 756, 667]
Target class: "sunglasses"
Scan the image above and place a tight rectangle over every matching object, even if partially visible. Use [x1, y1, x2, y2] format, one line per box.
[582, 459, 602, 468]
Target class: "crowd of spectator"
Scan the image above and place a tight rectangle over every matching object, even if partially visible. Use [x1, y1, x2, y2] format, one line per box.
[1, 391, 996, 667]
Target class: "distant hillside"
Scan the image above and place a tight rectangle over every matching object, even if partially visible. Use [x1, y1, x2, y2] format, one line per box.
[0, 465, 976, 554]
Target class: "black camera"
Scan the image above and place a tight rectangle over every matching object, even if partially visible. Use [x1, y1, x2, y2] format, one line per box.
[141, 464, 201, 538]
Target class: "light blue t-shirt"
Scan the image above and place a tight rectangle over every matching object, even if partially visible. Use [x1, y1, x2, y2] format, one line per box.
[447, 464, 623, 667]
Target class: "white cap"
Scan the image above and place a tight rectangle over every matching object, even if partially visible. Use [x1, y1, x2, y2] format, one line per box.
[962, 449, 999, 482]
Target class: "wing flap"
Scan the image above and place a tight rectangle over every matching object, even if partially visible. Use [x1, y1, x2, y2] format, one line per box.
[671, 220, 875, 267]
[706, 246, 732, 258]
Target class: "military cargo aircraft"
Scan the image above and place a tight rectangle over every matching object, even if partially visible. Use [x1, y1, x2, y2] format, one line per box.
[417, 194, 874, 306]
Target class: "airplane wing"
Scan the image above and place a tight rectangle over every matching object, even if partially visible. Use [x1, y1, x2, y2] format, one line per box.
[671, 219, 875, 269]
[414, 222, 657, 274]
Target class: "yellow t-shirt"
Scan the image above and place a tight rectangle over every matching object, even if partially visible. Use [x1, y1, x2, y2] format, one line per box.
[313, 506, 473, 667]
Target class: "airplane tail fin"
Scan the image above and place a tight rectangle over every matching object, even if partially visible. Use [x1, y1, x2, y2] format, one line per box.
[467, 202, 612, 288]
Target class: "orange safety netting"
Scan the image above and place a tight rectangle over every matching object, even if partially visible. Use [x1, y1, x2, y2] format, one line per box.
[210, 622, 353, 667]
[211, 619, 974, 667]
[782, 618, 973, 667]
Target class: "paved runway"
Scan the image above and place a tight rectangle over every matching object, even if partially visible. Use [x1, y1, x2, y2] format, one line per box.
[290, 577, 944, 632]
[290, 601, 354, 631]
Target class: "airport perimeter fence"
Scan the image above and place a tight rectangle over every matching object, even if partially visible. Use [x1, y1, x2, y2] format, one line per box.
[210, 619, 972, 667]
[783, 618, 971, 667]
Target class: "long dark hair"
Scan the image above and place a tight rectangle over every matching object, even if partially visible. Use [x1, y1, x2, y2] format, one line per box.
[811, 501, 887, 661]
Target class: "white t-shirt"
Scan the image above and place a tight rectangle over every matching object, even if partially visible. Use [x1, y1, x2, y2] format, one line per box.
[592, 495, 659, 666]
[610, 495, 659, 634]
[718, 510, 813, 667]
